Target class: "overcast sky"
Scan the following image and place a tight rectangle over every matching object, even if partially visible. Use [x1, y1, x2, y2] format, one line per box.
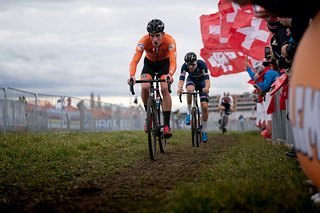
[0, 0, 253, 109]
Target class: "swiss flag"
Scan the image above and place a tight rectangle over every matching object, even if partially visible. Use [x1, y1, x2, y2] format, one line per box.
[200, 48, 246, 77]
[218, 0, 254, 14]
[200, 12, 230, 50]
[218, 0, 254, 43]
[229, 10, 271, 60]
[199, 0, 271, 77]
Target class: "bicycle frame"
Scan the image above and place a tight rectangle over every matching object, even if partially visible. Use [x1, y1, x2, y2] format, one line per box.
[179, 91, 202, 147]
[129, 74, 171, 160]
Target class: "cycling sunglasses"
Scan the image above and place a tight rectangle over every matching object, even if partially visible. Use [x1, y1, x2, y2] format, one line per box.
[186, 62, 197, 68]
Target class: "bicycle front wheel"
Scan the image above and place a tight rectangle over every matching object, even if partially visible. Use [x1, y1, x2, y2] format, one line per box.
[191, 107, 199, 147]
[196, 108, 202, 145]
[158, 105, 166, 153]
[147, 99, 157, 160]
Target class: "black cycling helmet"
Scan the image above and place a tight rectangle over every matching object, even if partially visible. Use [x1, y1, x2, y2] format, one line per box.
[146, 19, 165, 33]
[184, 52, 197, 64]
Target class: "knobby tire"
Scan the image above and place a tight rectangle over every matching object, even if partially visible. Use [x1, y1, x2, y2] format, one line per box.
[158, 105, 166, 153]
[147, 99, 157, 160]
[191, 107, 199, 147]
[196, 108, 201, 146]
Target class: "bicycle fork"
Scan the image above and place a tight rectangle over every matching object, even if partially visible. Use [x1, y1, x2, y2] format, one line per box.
[193, 96, 202, 132]
[154, 86, 164, 135]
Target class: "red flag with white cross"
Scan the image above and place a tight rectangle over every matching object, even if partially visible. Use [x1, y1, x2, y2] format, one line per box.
[229, 10, 272, 60]
[218, 0, 254, 42]
[200, 12, 231, 50]
[199, 0, 271, 76]
[200, 48, 246, 77]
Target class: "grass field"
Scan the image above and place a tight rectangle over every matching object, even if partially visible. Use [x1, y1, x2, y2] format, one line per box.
[0, 130, 319, 212]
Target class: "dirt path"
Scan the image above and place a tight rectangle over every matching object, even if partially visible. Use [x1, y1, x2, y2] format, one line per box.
[8, 134, 239, 213]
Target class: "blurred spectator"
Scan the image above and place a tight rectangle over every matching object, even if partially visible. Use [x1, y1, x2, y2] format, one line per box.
[276, 17, 310, 70]
[229, 0, 317, 69]
[19, 96, 27, 104]
[239, 114, 245, 131]
[266, 18, 291, 70]
[172, 109, 181, 129]
[246, 60, 280, 93]
[228, 0, 320, 19]
[229, 1, 317, 67]
[67, 97, 72, 107]
[55, 99, 63, 109]
[77, 100, 85, 110]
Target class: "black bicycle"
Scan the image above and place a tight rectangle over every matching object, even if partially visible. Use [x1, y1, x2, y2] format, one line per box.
[129, 74, 171, 161]
[179, 91, 202, 147]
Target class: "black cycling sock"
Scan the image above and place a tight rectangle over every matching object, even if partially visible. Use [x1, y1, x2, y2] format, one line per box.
[163, 111, 171, 127]
[144, 104, 147, 112]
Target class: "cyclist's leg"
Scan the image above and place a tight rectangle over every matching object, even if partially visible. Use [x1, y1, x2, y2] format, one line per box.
[223, 110, 230, 132]
[160, 76, 172, 138]
[157, 58, 172, 138]
[140, 73, 152, 108]
[198, 87, 209, 121]
[225, 114, 229, 132]
[225, 108, 230, 126]
[199, 90, 209, 142]
[141, 58, 156, 132]
[141, 58, 156, 111]
[185, 82, 195, 125]
[200, 99, 209, 123]
[160, 76, 171, 112]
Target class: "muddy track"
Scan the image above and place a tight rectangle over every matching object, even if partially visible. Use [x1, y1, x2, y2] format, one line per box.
[5, 134, 239, 213]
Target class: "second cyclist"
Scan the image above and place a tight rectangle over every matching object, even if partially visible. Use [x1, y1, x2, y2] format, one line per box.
[177, 52, 210, 142]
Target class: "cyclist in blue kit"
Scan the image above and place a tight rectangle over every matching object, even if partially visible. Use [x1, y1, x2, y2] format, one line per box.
[177, 52, 210, 142]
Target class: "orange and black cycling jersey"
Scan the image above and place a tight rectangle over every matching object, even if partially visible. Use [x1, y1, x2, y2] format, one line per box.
[129, 33, 177, 77]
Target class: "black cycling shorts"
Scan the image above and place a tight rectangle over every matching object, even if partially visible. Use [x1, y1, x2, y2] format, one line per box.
[186, 78, 209, 103]
[141, 57, 170, 79]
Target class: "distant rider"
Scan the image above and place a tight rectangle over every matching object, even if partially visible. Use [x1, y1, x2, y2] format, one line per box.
[218, 92, 233, 132]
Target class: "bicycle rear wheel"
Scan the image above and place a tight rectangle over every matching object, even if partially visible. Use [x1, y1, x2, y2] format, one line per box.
[147, 99, 157, 160]
[191, 107, 199, 147]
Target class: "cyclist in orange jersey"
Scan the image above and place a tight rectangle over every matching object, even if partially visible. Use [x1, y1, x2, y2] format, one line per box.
[128, 19, 177, 138]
